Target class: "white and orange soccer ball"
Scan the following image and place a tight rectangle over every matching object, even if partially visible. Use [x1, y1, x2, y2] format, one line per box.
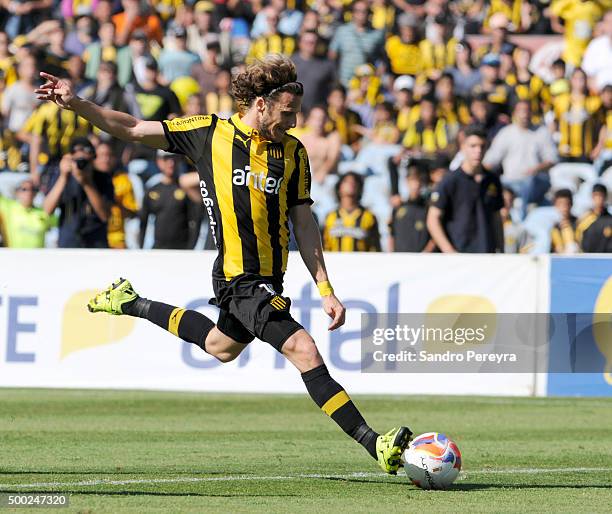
[402, 432, 462, 490]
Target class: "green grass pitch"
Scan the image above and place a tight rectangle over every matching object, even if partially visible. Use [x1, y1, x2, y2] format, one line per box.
[0, 389, 611, 513]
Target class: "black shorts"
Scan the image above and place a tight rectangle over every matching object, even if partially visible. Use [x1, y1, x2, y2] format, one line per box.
[209, 273, 304, 352]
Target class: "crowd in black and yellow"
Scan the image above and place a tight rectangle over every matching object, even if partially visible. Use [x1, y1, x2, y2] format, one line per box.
[0, 0, 610, 254]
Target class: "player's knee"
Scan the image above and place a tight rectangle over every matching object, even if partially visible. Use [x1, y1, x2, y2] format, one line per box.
[214, 350, 238, 363]
[282, 332, 322, 369]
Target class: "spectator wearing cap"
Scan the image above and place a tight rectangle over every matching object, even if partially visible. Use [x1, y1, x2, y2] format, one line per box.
[124, 56, 181, 122]
[471, 53, 511, 117]
[447, 40, 480, 98]
[550, 188, 579, 254]
[550, 0, 603, 69]
[187, 1, 219, 63]
[158, 25, 201, 84]
[322, 172, 381, 252]
[139, 150, 200, 250]
[328, 0, 384, 86]
[83, 21, 118, 81]
[420, 14, 458, 80]
[582, 11, 612, 91]
[388, 165, 434, 252]
[93, 141, 137, 249]
[347, 64, 382, 129]
[43, 137, 113, 248]
[483, 99, 557, 219]
[0, 178, 56, 248]
[292, 30, 337, 113]
[113, 0, 163, 46]
[577, 184, 612, 252]
[427, 125, 504, 253]
[393, 76, 418, 133]
[246, 7, 296, 64]
[384, 12, 422, 77]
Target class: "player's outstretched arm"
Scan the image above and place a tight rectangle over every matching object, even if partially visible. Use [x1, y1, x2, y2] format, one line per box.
[290, 203, 346, 330]
[35, 72, 169, 150]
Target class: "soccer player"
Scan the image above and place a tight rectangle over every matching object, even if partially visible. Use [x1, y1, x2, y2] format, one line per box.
[35, 54, 412, 474]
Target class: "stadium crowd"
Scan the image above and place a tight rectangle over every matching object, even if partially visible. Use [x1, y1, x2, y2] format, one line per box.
[0, 0, 610, 253]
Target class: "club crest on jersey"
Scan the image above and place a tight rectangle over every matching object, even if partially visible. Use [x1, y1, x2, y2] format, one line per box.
[233, 166, 283, 194]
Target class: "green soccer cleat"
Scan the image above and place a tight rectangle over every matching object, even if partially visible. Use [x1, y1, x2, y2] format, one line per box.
[376, 426, 413, 475]
[87, 278, 139, 315]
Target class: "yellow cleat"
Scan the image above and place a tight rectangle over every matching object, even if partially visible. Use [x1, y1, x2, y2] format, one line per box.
[87, 278, 139, 315]
[376, 427, 412, 475]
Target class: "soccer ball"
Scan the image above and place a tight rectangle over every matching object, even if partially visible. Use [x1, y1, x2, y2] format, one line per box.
[402, 432, 462, 490]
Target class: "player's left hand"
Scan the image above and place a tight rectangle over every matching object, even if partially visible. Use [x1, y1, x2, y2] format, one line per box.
[322, 294, 345, 331]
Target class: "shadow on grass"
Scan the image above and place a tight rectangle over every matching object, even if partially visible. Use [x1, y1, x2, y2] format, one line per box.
[0, 489, 298, 498]
[320, 477, 612, 490]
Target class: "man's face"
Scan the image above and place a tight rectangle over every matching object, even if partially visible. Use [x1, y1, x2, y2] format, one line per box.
[94, 144, 114, 172]
[420, 101, 435, 124]
[481, 64, 499, 82]
[462, 135, 485, 165]
[259, 92, 301, 142]
[592, 191, 606, 211]
[16, 180, 36, 208]
[406, 173, 423, 199]
[299, 32, 317, 57]
[570, 70, 586, 92]
[327, 90, 344, 110]
[195, 10, 211, 30]
[555, 197, 572, 219]
[72, 145, 95, 170]
[157, 156, 178, 177]
[352, 2, 369, 27]
[18, 57, 36, 82]
[514, 101, 531, 127]
[338, 175, 359, 199]
[306, 106, 326, 132]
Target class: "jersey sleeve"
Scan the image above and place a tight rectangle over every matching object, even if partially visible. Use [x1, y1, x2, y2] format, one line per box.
[161, 115, 214, 163]
[287, 140, 314, 208]
[431, 176, 452, 212]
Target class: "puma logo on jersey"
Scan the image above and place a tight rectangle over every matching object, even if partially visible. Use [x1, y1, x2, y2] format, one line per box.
[235, 133, 249, 148]
[233, 166, 283, 194]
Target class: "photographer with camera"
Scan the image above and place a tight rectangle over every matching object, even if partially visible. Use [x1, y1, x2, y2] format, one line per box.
[43, 137, 113, 248]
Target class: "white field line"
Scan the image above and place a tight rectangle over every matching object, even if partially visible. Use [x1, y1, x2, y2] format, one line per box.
[0, 467, 610, 489]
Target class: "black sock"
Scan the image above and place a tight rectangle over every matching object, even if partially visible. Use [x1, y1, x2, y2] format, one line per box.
[301, 364, 379, 459]
[123, 298, 214, 351]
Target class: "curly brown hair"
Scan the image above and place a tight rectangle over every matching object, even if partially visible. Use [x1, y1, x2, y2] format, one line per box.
[231, 54, 301, 113]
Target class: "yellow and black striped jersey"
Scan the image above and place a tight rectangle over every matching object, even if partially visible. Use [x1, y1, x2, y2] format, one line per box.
[30, 102, 91, 162]
[322, 207, 381, 252]
[506, 73, 551, 123]
[419, 37, 458, 76]
[162, 113, 313, 281]
[553, 93, 603, 159]
[550, 216, 579, 253]
[402, 119, 450, 155]
[246, 34, 296, 64]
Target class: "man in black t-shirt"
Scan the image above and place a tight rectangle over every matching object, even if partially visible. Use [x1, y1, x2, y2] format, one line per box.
[42, 137, 114, 248]
[578, 184, 612, 253]
[139, 150, 199, 250]
[427, 125, 504, 253]
[388, 165, 433, 252]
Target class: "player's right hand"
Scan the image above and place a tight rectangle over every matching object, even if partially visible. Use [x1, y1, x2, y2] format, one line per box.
[322, 294, 345, 331]
[35, 72, 75, 110]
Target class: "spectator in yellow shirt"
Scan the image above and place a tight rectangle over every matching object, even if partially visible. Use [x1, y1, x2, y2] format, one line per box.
[551, 0, 603, 68]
